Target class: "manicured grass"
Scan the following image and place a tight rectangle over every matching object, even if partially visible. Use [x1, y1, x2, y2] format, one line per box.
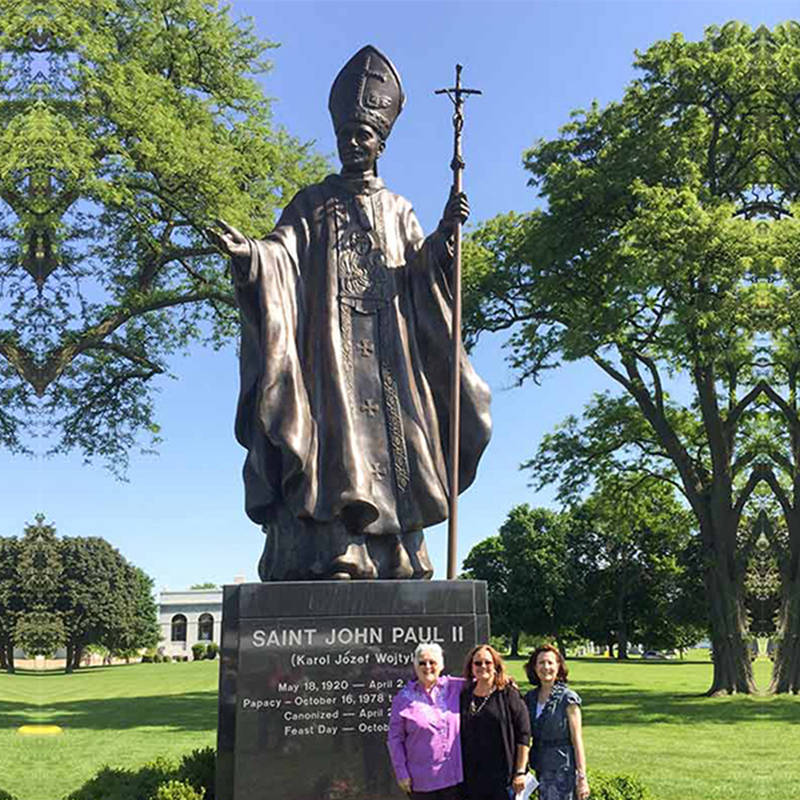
[506, 654, 793, 800]
[0, 655, 795, 800]
[0, 662, 218, 800]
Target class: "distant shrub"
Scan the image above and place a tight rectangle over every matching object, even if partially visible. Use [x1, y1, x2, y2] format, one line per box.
[192, 644, 205, 661]
[0, 788, 19, 800]
[587, 771, 651, 800]
[152, 653, 163, 663]
[205, 643, 218, 660]
[141, 653, 154, 663]
[163, 655, 172, 663]
[149, 780, 204, 800]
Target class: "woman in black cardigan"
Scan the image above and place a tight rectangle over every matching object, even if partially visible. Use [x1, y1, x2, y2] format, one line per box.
[460, 644, 530, 800]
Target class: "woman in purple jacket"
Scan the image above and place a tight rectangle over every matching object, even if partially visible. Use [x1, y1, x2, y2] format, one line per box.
[387, 643, 466, 798]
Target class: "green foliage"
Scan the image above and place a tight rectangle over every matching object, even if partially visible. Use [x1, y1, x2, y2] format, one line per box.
[0, 535, 22, 668]
[0, 1, 328, 471]
[567, 476, 706, 656]
[149, 780, 204, 800]
[462, 22, 800, 693]
[463, 505, 575, 654]
[466, 481, 704, 658]
[191, 644, 205, 661]
[587, 771, 652, 800]
[120, 568, 160, 654]
[0, 789, 19, 800]
[14, 609, 66, 658]
[175, 747, 215, 800]
[64, 759, 175, 800]
[64, 748, 214, 800]
[59, 535, 157, 670]
[1, 516, 159, 669]
[743, 512, 781, 636]
[188, 583, 217, 590]
[204, 642, 218, 660]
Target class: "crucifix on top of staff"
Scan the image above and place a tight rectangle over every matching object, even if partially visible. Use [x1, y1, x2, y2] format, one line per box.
[436, 65, 481, 580]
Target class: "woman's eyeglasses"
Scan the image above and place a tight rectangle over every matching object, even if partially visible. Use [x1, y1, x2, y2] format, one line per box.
[472, 659, 494, 667]
[418, 660, 437, 666]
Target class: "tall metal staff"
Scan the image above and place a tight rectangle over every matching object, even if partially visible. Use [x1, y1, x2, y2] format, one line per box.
[436, 65, 481, 579]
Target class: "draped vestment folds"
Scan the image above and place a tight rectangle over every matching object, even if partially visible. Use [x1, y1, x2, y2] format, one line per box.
[233, 173, 491, 579]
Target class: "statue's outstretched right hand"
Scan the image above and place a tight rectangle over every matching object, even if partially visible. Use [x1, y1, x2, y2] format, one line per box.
[206, 219, 252, 260]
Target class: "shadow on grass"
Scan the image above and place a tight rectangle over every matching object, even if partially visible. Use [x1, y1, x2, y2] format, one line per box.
[40, 691, 217, 732]
[0, 699, 38, 727]
[576, 685, 799, 726]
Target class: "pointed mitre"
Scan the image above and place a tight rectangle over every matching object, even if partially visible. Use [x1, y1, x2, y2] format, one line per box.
[328, 45, 405, 140]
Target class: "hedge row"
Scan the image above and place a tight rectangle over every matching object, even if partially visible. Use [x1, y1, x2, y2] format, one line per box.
[141, 644, 218, 664]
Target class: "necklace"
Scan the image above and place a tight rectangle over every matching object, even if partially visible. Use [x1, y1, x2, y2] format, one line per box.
[469, 687, 495, 715]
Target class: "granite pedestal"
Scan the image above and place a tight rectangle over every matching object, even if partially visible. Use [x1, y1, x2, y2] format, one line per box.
[217, 580, 489, 800]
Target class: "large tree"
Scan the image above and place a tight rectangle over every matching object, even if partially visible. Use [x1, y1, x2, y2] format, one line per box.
[0, 1, 325, 471]
[464, 22, 800, 694]
[567, 477, 704, 659]
[4, 517, 160, 671]
[101, 566, 160, 659]
[58, 535, 148, 671]
[463, 505, 574, 656]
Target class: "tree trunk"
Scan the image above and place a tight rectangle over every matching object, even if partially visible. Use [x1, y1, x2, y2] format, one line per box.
[615, 577, 628, 660]
[770, 578, 800, 693]
[65, 642, 74, 673]
[509, 630, 520, 658]
[3, 642, 14, 673]
[770, 505, 800, 692]
[704, 549, 755, 694]
[605, 633, 615, 659]
[615, 626, 629, 660]
[72, 645, 83, 671]
[555, 636, 566, 659]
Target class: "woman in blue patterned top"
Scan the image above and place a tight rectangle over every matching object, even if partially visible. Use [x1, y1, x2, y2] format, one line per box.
[524, 645, 588, 800]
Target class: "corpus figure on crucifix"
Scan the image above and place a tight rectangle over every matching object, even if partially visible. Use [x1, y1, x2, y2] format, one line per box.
[209, 46, 491, 581]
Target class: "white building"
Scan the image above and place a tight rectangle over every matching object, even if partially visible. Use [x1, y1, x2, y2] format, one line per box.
[158, 584, 234, 657]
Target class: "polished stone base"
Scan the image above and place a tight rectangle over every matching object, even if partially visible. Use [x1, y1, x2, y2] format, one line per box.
[216, 580, 489, 800]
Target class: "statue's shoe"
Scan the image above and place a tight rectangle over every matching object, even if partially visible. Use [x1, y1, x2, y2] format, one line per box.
[326, 539, 379, 580]
[367, 534, 414, 579]
[402, 530, 434, 579]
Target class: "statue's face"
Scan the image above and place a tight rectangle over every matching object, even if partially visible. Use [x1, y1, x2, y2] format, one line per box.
[337, 121, 384, 173]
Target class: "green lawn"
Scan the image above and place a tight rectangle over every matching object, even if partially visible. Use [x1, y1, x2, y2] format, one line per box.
[0, 662, 218, 800]
[0, 656, 795, 800]
[506, 655, 793, 800]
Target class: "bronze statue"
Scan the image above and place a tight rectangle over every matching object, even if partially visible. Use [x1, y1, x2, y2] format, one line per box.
[209, 46, 491, 581]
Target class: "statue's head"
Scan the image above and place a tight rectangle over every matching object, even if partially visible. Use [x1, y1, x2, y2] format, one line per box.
[329, 45, 404, 174]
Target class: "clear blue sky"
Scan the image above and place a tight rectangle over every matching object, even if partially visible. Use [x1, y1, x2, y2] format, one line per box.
[2, 1, 793, 589]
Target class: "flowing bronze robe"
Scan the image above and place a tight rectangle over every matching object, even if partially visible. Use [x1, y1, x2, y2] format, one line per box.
[234, 173, 491, 552]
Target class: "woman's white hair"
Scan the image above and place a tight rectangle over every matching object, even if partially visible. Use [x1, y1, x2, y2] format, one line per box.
[414, 642, 444, 666]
